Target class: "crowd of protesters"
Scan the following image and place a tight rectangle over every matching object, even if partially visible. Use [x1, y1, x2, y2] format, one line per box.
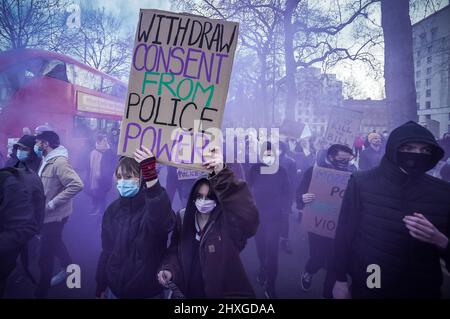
[0, 121, 449, 299]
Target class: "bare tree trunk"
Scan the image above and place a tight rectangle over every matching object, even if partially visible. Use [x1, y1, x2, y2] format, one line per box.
[259, 52, 269, 126]
[283, 0, 299, 123]
[381, 0, 417, 129]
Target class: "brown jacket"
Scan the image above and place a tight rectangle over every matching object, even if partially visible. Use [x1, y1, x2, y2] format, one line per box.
[38, 146, 84, 223]
[161, 167, 259, 298]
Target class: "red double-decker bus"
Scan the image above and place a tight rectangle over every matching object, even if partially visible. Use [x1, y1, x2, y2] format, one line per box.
[0, 48, 126, 162]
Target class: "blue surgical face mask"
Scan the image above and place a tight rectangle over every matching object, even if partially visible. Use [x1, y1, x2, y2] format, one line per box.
[116, 179, 140, 198]
[34, 144, 43, 158]
[17, 149, 29, 161]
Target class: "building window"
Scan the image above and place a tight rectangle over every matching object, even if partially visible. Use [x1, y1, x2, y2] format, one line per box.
[416, 70, 421, 78]
[417, 91, 420, 99]
[416, 59, 421, 67]
[416, 80, 421, 88]
[427, 46, 432, 54]
[417, 102, 420, 109]
[426, 89, 431, 97]
[427, 56, 432, 63]
[425, 101, 431, 109]
[426, 78, 431, 86]
[420, 33, 426, 45]
[426, 114, 431, 119]
[431, 27, 438, 41]
[427, 67, 432, 75]
[417, 50, 421, 58]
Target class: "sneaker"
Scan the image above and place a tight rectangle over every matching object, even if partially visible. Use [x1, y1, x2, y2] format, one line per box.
[280, 238, 293, 255]
[256, 267, 266, 285]
[264, 287, 277, 299]
[50, 269, 69, 286]
[300, 272, 313, 291]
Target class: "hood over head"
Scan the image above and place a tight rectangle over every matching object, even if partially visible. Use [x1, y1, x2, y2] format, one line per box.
[384, 121, 443, 171]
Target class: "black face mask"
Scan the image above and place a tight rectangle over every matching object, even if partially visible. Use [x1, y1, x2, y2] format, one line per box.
[397, 152, 433, 176]
[331, 159, 350, 170]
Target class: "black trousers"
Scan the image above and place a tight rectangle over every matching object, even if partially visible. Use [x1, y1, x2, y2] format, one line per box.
[0, 251, 18, 298]
[280, 212, 289, 238]
[304, 232, 336, 299]
[35, 217, 72, 298]
[255, 219, 281, 290]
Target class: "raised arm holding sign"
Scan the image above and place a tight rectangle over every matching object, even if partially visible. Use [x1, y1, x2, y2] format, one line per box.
[118, 9, 239, 172]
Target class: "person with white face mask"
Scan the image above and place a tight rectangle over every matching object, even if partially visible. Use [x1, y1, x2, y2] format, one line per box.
[158, 146, 259, 299]
[248, 142, 291, 299]
[33, 131, 83, 298]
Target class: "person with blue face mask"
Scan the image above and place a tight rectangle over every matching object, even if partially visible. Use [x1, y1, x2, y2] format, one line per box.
[33, 130, 83, 299]
[96, 146, 175, 299]
[4, 135, 41, 173]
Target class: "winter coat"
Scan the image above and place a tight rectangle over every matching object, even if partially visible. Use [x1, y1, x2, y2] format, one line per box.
[38, 146, 83, 224]
[334, 121, 450, 298]
[0, 167, 42, 281]
[358, 146, 384, 170]
[96, 181, 175, 298]
[160, 167, 259, 298]
[248, 163, 291, 220]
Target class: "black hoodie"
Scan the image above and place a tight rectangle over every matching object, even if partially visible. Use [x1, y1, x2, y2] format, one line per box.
[334, 121, 450, 299]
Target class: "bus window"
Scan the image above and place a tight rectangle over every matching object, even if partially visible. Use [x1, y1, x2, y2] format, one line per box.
[74, 115, 120, 138]
[42, 59, 68, 82]
[101, 77, 115, 95]
[73, 115, 98, 138]
[0, 58, 45, 111]
[102, 77, 126, 99]
[111, 83, 126, 99]
[66, 63, 75, 83]
[0, 71, 13, 113]
[74, 65, 101, 91]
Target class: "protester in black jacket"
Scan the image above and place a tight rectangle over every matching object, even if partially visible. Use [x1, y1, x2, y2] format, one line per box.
[279, 142, 297, 254]
[359, 132, 383, 170]
[296, 144, 355, 298]
[95, 146, 175, 299]
[333, 121, 450, 299]
[4, 135, 41, 172]
[0, 166, 42, 297]
[248, 142, 290, 298]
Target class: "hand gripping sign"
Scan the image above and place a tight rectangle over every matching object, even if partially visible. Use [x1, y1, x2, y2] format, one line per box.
[118, 9, 239, 171]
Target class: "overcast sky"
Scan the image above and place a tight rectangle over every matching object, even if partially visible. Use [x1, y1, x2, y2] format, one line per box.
[82, 0, 448, 100]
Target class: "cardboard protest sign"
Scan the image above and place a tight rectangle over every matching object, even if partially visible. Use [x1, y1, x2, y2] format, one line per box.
[118, 9, 239, 171]
[177, 168, 205, 180]
[302, 166, 352, 238]
[324, 107, 362, 148]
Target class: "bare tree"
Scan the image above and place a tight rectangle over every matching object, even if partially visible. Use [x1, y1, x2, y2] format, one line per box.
[61, 5, 133, 79]
[342, 74, 364, 99]
[381, 0, 417, 128]
[173, 0, 283, 126]
[0, 0, 67, 50]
